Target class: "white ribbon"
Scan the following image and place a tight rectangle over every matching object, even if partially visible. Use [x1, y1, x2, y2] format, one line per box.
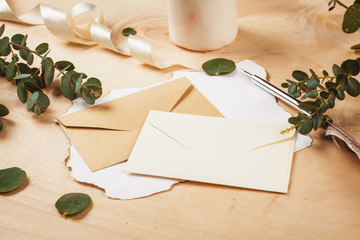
[0, 0, 189, 69]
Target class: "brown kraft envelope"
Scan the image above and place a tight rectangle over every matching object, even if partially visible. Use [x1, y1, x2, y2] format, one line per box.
[57, 77, 223, 171]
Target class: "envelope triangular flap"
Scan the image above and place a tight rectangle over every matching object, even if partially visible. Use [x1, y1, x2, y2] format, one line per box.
[147, 111, 295, 155]
[57, 77, 193, 130]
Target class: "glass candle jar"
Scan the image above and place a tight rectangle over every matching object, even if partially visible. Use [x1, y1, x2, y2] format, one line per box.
[167, 0, 238, 51]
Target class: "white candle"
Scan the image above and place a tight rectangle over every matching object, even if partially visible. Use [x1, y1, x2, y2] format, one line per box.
[167, 0, 238, 51]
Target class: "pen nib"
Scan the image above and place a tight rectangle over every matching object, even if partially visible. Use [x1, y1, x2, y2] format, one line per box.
[239, 68, 253, 77]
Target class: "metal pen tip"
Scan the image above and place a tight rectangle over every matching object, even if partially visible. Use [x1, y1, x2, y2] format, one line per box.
[239, 68, 253, 77]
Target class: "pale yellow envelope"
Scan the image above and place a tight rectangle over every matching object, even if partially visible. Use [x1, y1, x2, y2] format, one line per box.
[125, 111, 297, 193]
[57, 77, 223, 171]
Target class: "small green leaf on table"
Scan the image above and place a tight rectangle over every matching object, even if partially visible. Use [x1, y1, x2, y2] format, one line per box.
[0, 167, 27, 193]
[202, 58, 236, 76]
[55, 193, 92, 216]
[122, 27, 137, 36]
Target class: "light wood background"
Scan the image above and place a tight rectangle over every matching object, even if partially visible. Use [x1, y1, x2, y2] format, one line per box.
[1, 0, 360, 239]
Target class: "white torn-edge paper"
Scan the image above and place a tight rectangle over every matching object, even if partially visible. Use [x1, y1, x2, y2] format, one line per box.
[64, 60, 312, 199]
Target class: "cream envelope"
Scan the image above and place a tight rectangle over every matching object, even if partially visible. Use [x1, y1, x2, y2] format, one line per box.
[125, 111, 297, 193]
[57, 77, 223, 171]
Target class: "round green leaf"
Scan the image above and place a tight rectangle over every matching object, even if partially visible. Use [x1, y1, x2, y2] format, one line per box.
[17, 63, 31, 74]
[17, 80, 28, 103]
[6, 61, 17, 81]
[0, 167, 27, 193]
[81, 88, 94, 104]
[288, 84, 297, 95]
[44, 64, 55, 87]
[342, 4, 360, 33]
[61, 75, 77, 100]
[341, 59, 360, 75]
[0, 119, 3, 131]
[80, 77, 102, 104]
[202, 58, 236, 76]
[55, 193, 91, 216]
[26, 53, 34, 65]
[298, 101, 320, 113]
[307, 78, 319, 90]
[288, 117, 300, 125]
[55, 61, 75, 71]
[332, 64, 344, 77]
[297, 118, 313, 135]
[315, 98, 329, 113]
[336, 89, 345, 100]
[27, 91, 39, 110]
[19, 48, 29, 61]
[122, 27, 137, 36]
[0, 36, 11, 56]
[281, 83, 289, 88]
[312, 112, 324, 131]
[10, 34, 25, 50]
[0, 24, 4, 38]
[35, 43, 49, 55]
[346, 77, 360, 96]
[0, 104, 9, 117]
[292, 70, 308, 81]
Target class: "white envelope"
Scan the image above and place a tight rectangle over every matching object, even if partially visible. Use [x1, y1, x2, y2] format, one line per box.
[125, 111, 297, 193]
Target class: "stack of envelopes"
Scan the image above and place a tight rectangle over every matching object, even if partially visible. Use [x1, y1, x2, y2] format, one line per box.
[57, 77, 296, 193]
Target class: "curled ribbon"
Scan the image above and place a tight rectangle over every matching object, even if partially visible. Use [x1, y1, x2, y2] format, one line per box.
[0, 0, 189, 69]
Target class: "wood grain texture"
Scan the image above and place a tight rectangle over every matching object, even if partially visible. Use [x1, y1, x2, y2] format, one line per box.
[1, 0, 360, 239]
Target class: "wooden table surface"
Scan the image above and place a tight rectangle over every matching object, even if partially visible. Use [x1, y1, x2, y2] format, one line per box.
[1, 0, 360, 239]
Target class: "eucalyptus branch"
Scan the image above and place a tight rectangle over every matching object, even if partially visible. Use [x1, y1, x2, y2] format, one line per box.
[281, 59, 360, 135]
[0, 24, 103, 131]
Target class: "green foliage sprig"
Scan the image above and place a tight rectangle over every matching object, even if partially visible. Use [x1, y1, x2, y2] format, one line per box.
[281, 59, 360, 135]
[0, 24, 102, 130]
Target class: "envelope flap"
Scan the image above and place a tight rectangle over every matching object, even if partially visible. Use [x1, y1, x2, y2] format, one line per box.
[57, 78, 192, 130]
[147, 111, 295, 155]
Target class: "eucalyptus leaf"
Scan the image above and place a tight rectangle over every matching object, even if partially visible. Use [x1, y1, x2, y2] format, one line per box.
[27, 91, 39, 110]
[0, 37, 11, 56]
[80, 77, 102, 104]
[19, 48, 29, 61]
[332, 64, 344, 76]
[55, 61, 75, 71]
[288, 84, 297, 95]
[0, 104, 9, 117]
[26, 53, 34, 65]
[35, 43, 49, 55]
[312, 112, 324, 131]
[288, 117, 300, 125]
[342, 4, 360, 33]
[13, 74, 31, 80]
[315, 98, 329, 112]
[341, 59, 360, 75]
[11, 34, 25, 50]
[17, 80, 28, 103]
[55, 193, 91, 216]
[346, 77, 360, 96]
[0, 167, 27, 193]
[299, 101, 320, 113]
[292, 70, 308, 81]
[75, 72, 83, 93]
[202, 58, 236, 76]
[6, 61, 17, 81]
[122, 27, 137, 36]
[0, 119, 3, 131]
[17, 63, 31, 74]
[61, 75, 77, 100]
[0, 24, 4, 38]
[44, 64, 55, 86]
[297, 118, 313, 135]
